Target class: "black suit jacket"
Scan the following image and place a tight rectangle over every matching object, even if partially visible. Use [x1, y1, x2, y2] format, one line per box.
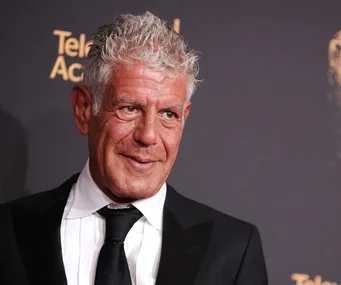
[0, 174, 268, 285]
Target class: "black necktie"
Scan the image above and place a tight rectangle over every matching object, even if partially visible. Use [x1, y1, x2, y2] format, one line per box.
[94, 206, 143, 285]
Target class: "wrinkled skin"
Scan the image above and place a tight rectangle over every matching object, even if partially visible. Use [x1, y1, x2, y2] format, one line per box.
[71, 64, 191, 202]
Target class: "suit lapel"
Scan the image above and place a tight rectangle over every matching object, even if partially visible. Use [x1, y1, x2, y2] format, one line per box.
[14, 178, 212, 285]
[13, 174, 79, 285]
[155, 186, 213, 285]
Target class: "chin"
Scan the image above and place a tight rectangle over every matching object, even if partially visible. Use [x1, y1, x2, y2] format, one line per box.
[124, 184, 159, 199]
[106, 179, 158, 200]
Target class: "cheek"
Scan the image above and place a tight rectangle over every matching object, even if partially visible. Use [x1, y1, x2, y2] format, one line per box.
[88, 117, 130, 156]
[162, 127, 183, 159]
[101, 119, 136, 148]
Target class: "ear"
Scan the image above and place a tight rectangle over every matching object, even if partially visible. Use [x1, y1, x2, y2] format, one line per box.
[71, 85, 92, 135]
[183, 101, 192, 121]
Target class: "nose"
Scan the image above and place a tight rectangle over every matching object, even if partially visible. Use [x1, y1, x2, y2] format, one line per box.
[133, 112, 159, 147]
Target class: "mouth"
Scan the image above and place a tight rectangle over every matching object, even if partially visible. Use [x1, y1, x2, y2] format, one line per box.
[122, 154, 157, 171]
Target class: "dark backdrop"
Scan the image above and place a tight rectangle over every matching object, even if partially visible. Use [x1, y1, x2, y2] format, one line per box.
[1, 1, 341, 284]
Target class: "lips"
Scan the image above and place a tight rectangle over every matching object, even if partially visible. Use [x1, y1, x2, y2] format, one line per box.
[122, 154, 157, 170]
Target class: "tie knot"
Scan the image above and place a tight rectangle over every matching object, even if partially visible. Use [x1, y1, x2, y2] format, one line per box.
[98, 206, 143, 242]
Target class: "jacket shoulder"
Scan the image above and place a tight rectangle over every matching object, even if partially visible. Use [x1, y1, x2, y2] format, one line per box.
[166, 184, 257, 236]
[0, 173, 79, 214]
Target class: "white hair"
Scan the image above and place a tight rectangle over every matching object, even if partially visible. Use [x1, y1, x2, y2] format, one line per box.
[83, 11, 201, 114]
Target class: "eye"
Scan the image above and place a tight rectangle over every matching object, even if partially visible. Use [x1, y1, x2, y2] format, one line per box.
[123, 106, 137, 112]
[116, 105, 140, 120]
[119, 106, 140, 115]
[161, 111, 178, 120]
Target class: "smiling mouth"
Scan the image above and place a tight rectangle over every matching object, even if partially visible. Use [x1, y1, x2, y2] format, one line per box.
[122, 155, 156, 170]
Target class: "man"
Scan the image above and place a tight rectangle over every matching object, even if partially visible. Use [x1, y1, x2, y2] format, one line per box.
[0, 11, 268, 285]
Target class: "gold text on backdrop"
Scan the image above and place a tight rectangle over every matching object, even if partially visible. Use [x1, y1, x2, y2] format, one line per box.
[49, 30, 92, 82]
[292, 273, 340, 285]
[50, 18, 181, 83]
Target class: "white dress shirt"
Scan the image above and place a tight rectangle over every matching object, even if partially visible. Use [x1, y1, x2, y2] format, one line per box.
[60, 160, 166, 285]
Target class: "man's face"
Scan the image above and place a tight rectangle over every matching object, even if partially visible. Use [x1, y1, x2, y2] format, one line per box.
[72, 64, 191, 202]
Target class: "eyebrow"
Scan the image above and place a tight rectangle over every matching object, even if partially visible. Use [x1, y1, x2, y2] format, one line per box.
[112, 97, 145, 107]
[162, 104, 184, 113]
[112, 97, 184, 113]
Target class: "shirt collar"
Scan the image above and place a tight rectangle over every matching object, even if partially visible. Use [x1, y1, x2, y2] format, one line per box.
[132, 183, 166, 231]
[66, 159, 166, 231]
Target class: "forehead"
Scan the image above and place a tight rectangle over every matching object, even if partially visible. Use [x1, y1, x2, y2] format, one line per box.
[109, 64, 187, 100]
